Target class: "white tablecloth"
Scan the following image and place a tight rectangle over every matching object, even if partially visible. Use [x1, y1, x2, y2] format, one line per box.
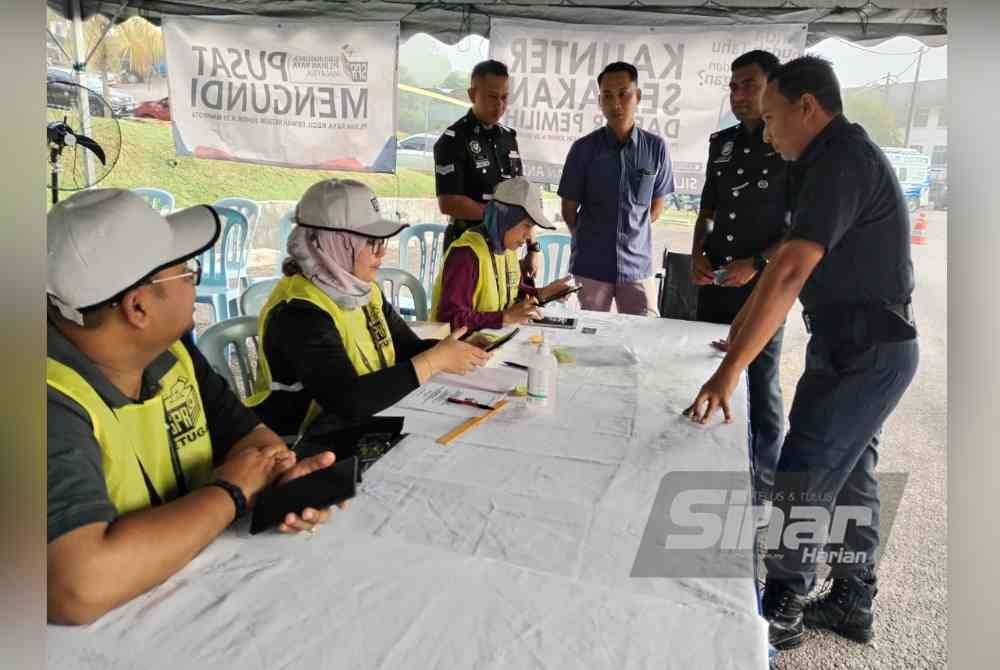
[49, 311, 768, 670]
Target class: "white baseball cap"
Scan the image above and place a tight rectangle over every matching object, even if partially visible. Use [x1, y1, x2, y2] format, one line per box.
[294, 179, 407, 238]
[493, 177, 557, 230]
[47, 188, 220, 321]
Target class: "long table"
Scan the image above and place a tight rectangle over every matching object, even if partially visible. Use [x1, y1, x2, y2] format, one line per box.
[49, 311, 768, 669]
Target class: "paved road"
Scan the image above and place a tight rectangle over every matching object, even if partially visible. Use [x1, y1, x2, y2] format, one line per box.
[653, 211, 947, 669]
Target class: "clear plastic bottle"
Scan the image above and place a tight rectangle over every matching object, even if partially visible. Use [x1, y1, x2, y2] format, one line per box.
[527, 336, 557, 407]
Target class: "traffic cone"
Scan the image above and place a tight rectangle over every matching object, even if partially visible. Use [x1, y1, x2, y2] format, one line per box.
[911, 210, 928, 246]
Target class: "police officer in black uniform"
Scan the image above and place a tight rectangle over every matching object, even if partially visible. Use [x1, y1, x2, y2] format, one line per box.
[433, 60, 540, 275]
[685, 56, 918, 652]
[691, 50, 787, 518]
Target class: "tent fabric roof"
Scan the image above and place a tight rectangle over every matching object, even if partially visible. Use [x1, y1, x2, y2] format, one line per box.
[49, 1, 947, 47]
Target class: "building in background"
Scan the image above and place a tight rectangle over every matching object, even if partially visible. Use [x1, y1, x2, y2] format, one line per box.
[845, 78, 947, 208]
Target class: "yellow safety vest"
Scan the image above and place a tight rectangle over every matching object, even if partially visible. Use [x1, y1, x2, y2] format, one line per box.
[430, 229, 521, 321]
[46, 342, 215, 516]
[248, 274, 396, 433]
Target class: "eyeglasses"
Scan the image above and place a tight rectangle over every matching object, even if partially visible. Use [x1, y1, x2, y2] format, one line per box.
[150, 257, 202, 287]
[365, 238, 388, 254]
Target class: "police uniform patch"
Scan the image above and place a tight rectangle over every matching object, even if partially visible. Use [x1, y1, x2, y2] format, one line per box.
[443, 129, 455, 137]
[469, 140, 482, 155]
[721, 141, 734, 156]
[435, 163, 455, 175]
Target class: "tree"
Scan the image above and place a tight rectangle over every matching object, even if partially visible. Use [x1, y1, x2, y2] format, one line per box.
[843, 89, 903, 147]
[399, 34, 451, 88]
[439, 70, 471, 93]
[111, 17, 165, 81]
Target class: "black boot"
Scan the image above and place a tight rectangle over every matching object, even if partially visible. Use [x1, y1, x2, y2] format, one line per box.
[762, 581, 807, 650]
[803, 572, 878, 643]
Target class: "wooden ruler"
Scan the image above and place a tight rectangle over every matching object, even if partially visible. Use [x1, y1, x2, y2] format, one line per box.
[436, 400, 509, 445]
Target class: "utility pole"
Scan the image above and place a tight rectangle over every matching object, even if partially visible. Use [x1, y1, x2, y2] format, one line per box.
[903, 48, 926, 148]
[883, 72, 892, 105]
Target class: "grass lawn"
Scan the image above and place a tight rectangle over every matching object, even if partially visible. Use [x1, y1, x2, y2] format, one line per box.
[80, 118, 437, 208]
[50, 116, 697, 230]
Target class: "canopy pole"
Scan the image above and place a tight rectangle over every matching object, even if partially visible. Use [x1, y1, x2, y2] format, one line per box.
[70, 0, 96, 187]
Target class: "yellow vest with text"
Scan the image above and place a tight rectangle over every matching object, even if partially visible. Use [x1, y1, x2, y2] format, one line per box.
[247, 274, 395, 433]
[46, 342, 215, 516]
[430, 229, 521, 321]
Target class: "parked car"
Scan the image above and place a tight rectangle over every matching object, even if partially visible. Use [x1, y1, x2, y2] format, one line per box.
[46, 67, 136, 117]
[396, 133, 438, 172]
[135, 97, 171, 122]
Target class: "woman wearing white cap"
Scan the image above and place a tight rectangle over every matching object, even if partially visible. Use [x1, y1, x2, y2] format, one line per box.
[248, 179, 491, 437]
[431, 177, 574, 330]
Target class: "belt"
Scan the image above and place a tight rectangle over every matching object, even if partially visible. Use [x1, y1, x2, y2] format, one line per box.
[803, 302, 916, 343]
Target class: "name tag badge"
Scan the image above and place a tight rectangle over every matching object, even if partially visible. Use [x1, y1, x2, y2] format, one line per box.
[475, 159, 491, 169]
[509, 151, 520, 159]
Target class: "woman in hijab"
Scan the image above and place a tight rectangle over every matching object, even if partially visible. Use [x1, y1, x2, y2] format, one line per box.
[249, 179, 490, 437]
[431, 177, 574, 330]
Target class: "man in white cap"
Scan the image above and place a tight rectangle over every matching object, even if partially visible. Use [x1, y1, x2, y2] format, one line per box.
[46, 189, 341, 625]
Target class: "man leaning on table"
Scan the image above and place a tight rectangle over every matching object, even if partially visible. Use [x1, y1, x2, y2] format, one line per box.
[46, 189, 344, 625]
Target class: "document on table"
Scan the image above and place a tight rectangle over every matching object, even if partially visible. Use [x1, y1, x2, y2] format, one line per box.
[396, 383, 506, 418]
[432, 366, 524, 393]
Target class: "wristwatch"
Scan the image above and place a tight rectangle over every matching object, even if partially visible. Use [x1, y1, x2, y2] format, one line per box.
[207, 479, 247, 520]
[752, 254, 768, 272]
[526, 241, 541, 254]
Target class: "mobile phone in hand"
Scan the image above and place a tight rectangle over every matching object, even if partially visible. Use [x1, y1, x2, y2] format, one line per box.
[537, 284, 582, 307]
[250, 456, 358, 535]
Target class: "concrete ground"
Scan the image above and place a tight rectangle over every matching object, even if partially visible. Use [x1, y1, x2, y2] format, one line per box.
[652, 212, 948, 669]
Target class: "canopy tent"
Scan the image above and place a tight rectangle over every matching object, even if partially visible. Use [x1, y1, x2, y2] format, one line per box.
[49, 1, 947, 48]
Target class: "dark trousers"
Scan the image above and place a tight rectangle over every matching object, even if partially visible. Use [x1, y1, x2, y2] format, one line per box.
[764, 335, 919, 595]
[698, 283, 785, 500]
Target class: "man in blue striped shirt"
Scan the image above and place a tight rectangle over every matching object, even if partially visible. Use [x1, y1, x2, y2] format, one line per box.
[558, 61, 674, 316]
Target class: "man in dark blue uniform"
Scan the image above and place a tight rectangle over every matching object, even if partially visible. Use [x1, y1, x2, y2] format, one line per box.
[691, 50, 787, 519]
[684, 56, 919, 651]
[433, 60, 540, 276]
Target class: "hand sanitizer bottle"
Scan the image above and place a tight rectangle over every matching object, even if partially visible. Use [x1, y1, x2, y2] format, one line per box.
[527, 335, 556, 407]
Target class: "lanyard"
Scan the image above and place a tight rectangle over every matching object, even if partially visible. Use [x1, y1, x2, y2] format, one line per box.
[487, 248, 512, 308]
[108, 399, 189, 507]
[357, 304, 390, 373]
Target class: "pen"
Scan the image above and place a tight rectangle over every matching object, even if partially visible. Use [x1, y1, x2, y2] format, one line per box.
[446, 397, 495, 411]
[502, 361, 529, 371]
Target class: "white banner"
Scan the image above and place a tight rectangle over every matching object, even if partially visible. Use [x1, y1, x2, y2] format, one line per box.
[490, 19, 807, 193]
[163, 16, 399, 172]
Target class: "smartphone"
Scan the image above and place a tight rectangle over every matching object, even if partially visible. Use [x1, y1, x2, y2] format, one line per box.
[531, 316, 578, 329]
[483, 327, 520, 352]
[536, 285, 583, 307]
[250, 456, 358, 535]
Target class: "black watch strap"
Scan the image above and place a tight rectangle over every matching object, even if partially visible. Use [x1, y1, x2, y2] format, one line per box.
[753, 254, 768, 271]
[527, 241, 541, 253]
[207, 479, 247, 520]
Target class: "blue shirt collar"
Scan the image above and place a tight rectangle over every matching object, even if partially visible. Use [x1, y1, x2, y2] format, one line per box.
[603, 124, 639, 148]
